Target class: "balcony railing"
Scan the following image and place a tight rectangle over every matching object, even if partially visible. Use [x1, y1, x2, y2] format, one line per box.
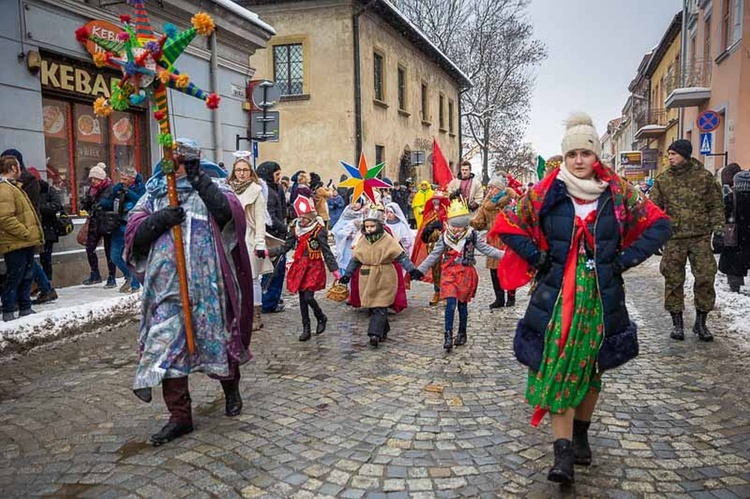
[664, 58, 712, 95]
[635, 108, 668, 130]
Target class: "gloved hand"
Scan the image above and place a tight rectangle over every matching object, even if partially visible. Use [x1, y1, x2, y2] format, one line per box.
[182, 154, 202, 184]
[255, 248, 267, 259]
[338, 274, 350, 285]
[332, 270, 342, 281]
[409, 268, 424, 280]
[534, 251, 552, 274]
[711, 232, 725, 254]
[131, 206, 186, 254]
[450, 189, 462, 200]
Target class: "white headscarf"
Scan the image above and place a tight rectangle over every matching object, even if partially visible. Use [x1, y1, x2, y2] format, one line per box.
[386, 202, 414, 255]
[331, 203, 364, 268]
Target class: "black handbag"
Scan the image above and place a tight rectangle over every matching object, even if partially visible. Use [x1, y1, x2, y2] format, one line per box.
[54, 211, 74, 237]
[96, 211, 120, 235]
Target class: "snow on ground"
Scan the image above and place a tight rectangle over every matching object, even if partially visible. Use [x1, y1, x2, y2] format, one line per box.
[0, 278, 140, 355]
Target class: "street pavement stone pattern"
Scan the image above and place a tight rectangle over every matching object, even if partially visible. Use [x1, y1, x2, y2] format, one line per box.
[1, 258, 749, 498]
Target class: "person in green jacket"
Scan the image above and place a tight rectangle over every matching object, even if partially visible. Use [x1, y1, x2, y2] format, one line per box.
[0, 155, 44, 321]
[650, 140, 724, 342]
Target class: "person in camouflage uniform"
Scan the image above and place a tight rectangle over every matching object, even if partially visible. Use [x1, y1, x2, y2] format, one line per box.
[650, 139, 724, 342]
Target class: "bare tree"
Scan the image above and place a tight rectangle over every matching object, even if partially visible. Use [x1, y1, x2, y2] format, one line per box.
[395, 0, 545, 183]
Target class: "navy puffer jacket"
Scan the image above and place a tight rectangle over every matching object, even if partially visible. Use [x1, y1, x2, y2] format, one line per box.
[502, 179, 672, 371]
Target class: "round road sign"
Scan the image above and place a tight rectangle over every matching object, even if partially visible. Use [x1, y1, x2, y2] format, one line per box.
[697, 110, 720, 132]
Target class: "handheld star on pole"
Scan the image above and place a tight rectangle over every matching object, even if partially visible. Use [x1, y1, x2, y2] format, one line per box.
[338, 152, 392, 205]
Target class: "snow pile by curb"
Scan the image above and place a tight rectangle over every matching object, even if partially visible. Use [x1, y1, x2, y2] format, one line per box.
[0, 282, 140, 355]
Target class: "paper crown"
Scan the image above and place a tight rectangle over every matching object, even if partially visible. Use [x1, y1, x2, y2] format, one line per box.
[293, 195, 316, 217]
[447, 199, 470, 219]
[363, 203, 386, 223]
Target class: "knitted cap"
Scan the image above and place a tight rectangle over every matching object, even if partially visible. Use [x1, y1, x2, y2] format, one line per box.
[668, 139, 692, 161]
[561, 112, 602, 158]
[89, 164, 107, 180]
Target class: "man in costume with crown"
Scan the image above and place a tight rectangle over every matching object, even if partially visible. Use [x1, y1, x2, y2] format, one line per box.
[268, 195, 340, 341]
[338, 204, 417, 347]
[410, 199, 504, 351]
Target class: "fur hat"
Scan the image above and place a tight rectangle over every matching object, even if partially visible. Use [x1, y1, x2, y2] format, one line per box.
[88, 163, 107, 180]
[668, 139, 692, 161]
[561, 113, 602, 158]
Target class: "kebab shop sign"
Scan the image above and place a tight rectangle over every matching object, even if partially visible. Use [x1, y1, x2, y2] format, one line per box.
[39, 21, 123, 98]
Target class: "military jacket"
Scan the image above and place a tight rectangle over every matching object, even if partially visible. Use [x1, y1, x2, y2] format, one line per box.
[650, 158, 724, 239]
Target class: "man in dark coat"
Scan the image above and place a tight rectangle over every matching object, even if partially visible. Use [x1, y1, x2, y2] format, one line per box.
[718, 164, 750, 293]
[257, 161, 288, 313]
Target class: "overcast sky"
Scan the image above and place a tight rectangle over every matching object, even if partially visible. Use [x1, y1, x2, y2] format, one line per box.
[525, 0, 683, 158]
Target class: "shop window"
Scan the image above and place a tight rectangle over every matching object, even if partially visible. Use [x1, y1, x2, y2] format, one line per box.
[43, 97, 146, 214]
[274, 43, 304, 96]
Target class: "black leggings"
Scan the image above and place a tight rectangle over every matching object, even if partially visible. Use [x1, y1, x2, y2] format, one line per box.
[490, 270, 515, 304]
[368, 307, 390, 339]
[298, 290, 323, 325]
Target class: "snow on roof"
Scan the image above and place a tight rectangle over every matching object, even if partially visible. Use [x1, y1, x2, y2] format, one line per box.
[210, 0, 276, 35]
[379, 0, 472, 88]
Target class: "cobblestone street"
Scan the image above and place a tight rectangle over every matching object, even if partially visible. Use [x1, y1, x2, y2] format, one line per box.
[1, 259, 749, 498]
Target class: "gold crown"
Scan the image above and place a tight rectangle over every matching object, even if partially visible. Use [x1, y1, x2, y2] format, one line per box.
[447, 199, 470, 219]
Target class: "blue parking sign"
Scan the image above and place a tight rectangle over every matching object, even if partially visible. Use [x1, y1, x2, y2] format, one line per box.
[699, 133, 712, 155]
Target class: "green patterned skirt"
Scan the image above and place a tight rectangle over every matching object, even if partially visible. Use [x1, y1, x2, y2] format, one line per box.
[527, 254, 604, 414]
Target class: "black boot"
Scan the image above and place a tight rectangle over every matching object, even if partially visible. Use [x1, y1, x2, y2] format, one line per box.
[150, 421, 194, 446]
[572, 419, 592, 466]
[506, 291, 516, 308]
[547, 439, 575, 484]
[314, 313, 327, 335]
[454, 328, 467, 346]
[298, 322, 312, 341]
[670, 311, 685, 340]
[693, 311, 714, 342]
[489, 271, 505, 308]
[443, 331, 453, 351]
[221, 380, 242, 417]
[368, 335, 379, 347]
[133, 387, 152, 403]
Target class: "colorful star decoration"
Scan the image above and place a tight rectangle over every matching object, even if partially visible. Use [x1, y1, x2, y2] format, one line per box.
[339, 152, 392, 205]
[75, 0, 220, 151]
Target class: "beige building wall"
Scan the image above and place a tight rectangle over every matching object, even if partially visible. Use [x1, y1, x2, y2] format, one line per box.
[358, 12, 462, 183]
[248, 1, 356, 182]
[247, 0, 465, 185]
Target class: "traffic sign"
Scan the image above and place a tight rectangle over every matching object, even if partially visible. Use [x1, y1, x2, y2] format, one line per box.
[252, 80, 281, 109]
[252, 140, 259, 158]
[250, 111, 280, 142]
[699, 133, 712, 155]
[697, 110, 720, 132]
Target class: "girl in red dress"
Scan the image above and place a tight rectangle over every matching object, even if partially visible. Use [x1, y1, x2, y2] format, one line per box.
[411, 199, 504, 351]
[269, 195, 340, 341]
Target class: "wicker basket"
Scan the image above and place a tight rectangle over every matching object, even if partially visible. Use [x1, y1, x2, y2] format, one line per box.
[325, 280, 349, 302]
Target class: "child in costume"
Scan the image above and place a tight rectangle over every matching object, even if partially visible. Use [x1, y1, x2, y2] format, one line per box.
[410, 192, 450, 305]
[339, 205, 417, 347]
[331, 198, 365, 274]
[385, 202, 415, 256]
[411, 199, 504, 351]
[269, 195, 340, 341]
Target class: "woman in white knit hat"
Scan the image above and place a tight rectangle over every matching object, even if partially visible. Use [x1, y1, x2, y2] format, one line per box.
[80, 162, 118, 287]
[492, 113, 672, 485]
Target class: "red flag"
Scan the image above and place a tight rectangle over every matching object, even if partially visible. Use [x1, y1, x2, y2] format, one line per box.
[432, 138, 454, 190]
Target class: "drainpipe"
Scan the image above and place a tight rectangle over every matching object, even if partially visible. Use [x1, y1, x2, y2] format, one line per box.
[678, 0, 688, 138]
[353, 1, 377, 162]
[210, 31, 222, 163]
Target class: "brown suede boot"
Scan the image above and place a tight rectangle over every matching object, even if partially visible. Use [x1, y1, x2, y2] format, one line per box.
[252, 305, 263, 331]
[429, 292, 440, 306]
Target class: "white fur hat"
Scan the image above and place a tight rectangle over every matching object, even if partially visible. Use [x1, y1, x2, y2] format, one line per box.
[561, 112, 602, 158]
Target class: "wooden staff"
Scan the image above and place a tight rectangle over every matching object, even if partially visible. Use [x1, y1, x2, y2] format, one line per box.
[159, 92, 196, 355]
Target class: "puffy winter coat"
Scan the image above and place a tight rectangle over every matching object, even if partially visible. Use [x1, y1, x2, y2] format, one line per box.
[719, 174, 750, 277]
[256, 162, 288, 239]
[502, 180, 672, 371]
[0, 178, 44, 254]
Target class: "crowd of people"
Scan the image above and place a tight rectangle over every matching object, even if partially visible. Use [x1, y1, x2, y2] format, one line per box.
[1, 112, 749, 487]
